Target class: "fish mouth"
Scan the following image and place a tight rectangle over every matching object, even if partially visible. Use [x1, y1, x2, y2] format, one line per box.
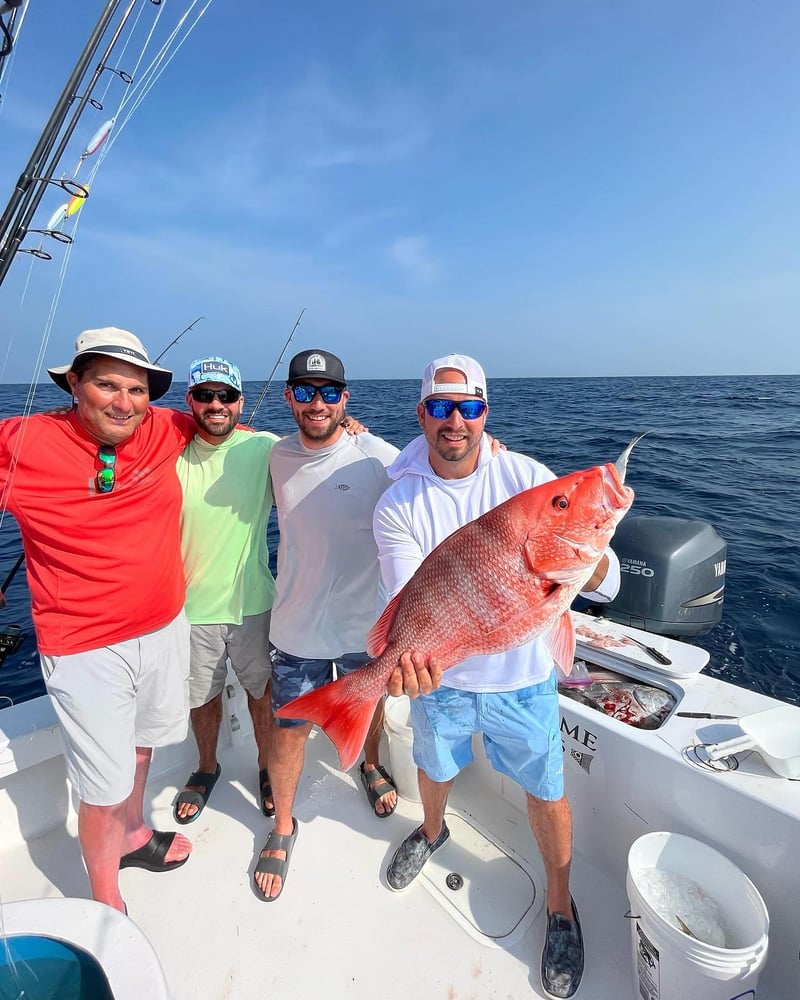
[602, 463, 635, 511]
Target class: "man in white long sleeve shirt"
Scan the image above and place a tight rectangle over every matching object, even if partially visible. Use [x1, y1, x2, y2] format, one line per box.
[372, 354, 620, 1000]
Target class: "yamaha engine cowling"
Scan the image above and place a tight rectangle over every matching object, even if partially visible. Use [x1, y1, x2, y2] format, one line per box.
[597, 516, 726, 637]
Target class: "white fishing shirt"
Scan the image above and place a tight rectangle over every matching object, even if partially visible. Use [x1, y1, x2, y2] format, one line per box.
[269, 430, 399, 659]
[372, 435, 620, 692]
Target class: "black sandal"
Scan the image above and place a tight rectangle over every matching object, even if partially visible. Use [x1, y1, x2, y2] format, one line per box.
[359, 762, 397, 818]
[172, 763, 221, 825]
[253, 818, 298, 901]
[259, 767, 275, 817]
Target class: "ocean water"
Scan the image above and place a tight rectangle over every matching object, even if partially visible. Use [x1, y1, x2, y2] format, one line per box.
[0, 374, 798, 708]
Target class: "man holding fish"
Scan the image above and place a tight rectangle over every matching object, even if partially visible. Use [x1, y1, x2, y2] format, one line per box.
[370, 355, 625, 999]
[276, 354, 634, 996]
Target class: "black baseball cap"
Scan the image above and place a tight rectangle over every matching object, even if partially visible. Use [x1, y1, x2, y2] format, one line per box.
[287, 349, 347, 387]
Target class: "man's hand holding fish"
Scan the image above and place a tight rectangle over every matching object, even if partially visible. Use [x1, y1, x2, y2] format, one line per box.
[386, 650, 444, 699]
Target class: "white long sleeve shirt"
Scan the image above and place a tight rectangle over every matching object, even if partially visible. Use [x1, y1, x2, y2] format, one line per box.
[372, 435, 620, 692]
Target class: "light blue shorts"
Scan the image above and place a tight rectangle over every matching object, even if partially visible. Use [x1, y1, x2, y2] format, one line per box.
[271, 649, 370, 729]
[409, 673, 564, 801]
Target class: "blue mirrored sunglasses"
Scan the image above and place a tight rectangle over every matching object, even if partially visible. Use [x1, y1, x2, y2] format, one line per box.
[423, 398, 487, 420]
[289, 383, 344, 404]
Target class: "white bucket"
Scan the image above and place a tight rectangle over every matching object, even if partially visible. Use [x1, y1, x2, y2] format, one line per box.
[626, 832, 769, 1000]
[383, 696, 421, 802]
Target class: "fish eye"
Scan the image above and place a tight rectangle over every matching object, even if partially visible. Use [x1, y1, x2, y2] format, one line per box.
[552, 495, 569, 510]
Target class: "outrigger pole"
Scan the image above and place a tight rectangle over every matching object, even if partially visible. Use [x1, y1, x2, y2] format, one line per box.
[246, 308, 306, 427]
[0, 0, 133, 288]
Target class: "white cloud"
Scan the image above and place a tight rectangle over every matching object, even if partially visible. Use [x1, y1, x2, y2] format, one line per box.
[387, 235, 440, 284]
[285, 71, 430, 169]
[321, 207, 402, 249]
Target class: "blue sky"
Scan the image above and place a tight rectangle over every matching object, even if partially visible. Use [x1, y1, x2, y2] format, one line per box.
[1, 0, 799, 383]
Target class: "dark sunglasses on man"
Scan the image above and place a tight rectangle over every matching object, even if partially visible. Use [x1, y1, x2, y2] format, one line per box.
[189, 387, 241, 404]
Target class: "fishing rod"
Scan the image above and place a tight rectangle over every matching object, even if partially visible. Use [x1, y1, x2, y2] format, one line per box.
[0, 551, 24, 610]
[0, 550, 28, 674]
[0, 547, 25, 662]
[154, 314, 204, 364]
[246, 308, 306, 427]
[0, 2, 27, 98]
[0, 0, 134, 287]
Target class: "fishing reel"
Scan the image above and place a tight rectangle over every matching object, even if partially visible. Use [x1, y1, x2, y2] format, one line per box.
[0, 624, 25, 668]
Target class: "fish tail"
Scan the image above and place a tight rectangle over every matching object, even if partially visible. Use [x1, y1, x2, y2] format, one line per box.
[275, 671, 382, 771]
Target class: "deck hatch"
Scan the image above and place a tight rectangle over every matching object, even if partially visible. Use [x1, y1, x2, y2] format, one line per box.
[419, 809, 539, 945]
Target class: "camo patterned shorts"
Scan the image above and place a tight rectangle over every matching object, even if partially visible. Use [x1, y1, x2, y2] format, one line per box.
[270, 648, 370, 728]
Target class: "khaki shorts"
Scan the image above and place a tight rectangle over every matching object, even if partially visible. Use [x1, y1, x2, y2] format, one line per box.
[40, 610, 190, 807]
[188, 611, 272, 709]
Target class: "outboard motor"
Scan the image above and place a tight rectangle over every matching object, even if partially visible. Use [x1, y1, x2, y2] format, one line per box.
[596, 516, 726, 637]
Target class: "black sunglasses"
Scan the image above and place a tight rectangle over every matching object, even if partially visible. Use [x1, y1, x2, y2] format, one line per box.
[423, 398, 487, 420]
[189, 387, 241, 404]
[96, 444, 116, 494]
[289, 383, 344, 404]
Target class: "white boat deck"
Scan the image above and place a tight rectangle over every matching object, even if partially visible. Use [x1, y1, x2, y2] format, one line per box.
[1, 726, 634, 1000]
[3, 629, 799, 1000]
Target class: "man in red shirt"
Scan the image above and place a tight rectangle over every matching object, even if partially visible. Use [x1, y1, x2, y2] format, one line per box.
[0, 327, 198, 913]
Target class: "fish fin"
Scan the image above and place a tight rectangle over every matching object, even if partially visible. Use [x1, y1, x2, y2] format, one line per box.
[522, 536, 583, 587]
[470, 587, 564, 651]
[366, 592, 401, 657]
[275, 672, 380, 771]
[522, 534, 545, 574]
[546, 611, 577, 675]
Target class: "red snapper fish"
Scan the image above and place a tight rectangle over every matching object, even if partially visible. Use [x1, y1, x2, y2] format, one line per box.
[276, 438, 640, 770]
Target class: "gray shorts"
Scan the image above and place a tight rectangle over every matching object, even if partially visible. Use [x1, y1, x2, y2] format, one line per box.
[40, 610, 190, 807]
[189, 611, 272, 709]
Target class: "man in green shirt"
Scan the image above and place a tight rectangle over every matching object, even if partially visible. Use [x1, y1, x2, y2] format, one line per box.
[173, 357, 279, 824]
